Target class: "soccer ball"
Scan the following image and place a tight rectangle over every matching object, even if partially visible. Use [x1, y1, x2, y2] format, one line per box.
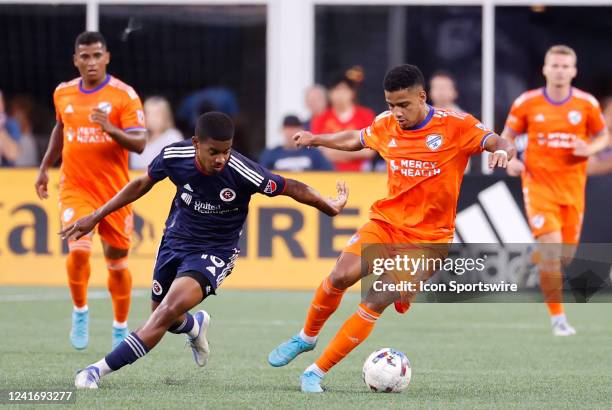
[362, 348, 411, 393]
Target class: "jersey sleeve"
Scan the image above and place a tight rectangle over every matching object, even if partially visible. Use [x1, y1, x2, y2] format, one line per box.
[147, 151, 168, 181]
[119, 89, 146, 132]
[360, 112, 390, 152]
[457, 114, 496, 155]
[53, 88, 62, 123]
[228, 154, 286, 197]
[504, 96, 528, 134]
[587, 102, 606, 136]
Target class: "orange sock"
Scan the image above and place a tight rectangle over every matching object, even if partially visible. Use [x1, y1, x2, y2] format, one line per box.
[315, 303, 380, 372]
[540, 268, 564, 316]
[303, 276, 346, 338]
[106, 257, 132, 324]
[66, 240, 92, 308]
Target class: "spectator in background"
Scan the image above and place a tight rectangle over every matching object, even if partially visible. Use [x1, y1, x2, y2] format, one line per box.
[304, 84, 328, 130]
[311, 73, 375, 171]
[587, 97, 612, 175]
[0, 90, 21, 167]
[260, 114, 332, 172]
[429, 71, 464, 112]
[9, 95, 40, 167]
[130, 96, 183, 169]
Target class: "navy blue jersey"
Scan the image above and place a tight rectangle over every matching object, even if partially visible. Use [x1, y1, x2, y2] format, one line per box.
[147, 140, 286, 251]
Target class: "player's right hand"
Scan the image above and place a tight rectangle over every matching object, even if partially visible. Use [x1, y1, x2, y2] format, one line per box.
[34, 169, 49, 199]
[327, 181, 349, 216]
[293, 131, 316, 148]
[60, 213, 99, 241]
[506, 158, 525, 177]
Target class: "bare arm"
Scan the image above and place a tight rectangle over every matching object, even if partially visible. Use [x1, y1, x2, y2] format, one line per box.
[0, 128, 20, 162]
[282, 178, 348, 217]
[60, 174, 157, 240]
[34, 121, 64, 199]
[90, 107, 146, 153]
[483, 133, 517, 170]
[293, 130, 364, 152]
[574, 129, 610, 157]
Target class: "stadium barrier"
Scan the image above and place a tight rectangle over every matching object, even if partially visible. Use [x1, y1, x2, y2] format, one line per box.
[2, 170, 611, 290]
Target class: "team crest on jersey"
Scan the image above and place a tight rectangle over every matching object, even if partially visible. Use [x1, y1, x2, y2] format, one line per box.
[264, 180, 278, 194]
[531, 214, 545, 229]
[98, 102, 112, 114]
[220, 188, 236, 202]
[426, 134, 443, 151]
[568, 110, 582, 125]
[152, 280, 163, 296]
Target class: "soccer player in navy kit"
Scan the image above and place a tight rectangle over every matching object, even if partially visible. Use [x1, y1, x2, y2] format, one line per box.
[62, 112, 348, 389]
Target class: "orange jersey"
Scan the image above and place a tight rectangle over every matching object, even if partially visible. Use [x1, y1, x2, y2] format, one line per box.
[54, 75, 146, 204]
[360, 106, 493, 241]
[505, 87, 606, 205]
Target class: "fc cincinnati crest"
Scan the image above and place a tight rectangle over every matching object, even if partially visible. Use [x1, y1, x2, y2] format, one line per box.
[426, 134, 443, 151]
[219, 188, 236, 202]
[568, 110, 582, 125]
[264, 180, 278, 194]
[98, 101, 112, 114]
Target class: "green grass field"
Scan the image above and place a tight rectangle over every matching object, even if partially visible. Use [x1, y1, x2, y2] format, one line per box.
[1, 287, 611, 409]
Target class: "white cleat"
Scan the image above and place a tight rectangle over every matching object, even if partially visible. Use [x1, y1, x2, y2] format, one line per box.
[188, 310, 211, 367]
[552, 320, 576, 336]
[75, 367, 100, 389]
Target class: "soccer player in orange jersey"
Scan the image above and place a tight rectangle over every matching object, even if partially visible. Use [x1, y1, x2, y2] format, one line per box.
[268, 64, 516, 393]
[502, 45, 609, 336]
[34, 32, 147, 350]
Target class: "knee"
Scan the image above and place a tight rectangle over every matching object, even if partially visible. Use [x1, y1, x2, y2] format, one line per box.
[152, 302, 183, 327]
[329, 265, 360, 290]
[362, 299, 389, 315]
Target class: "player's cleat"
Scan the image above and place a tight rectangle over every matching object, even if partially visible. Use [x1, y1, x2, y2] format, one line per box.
[74, 366, 100, 389]
[301, 370, 324, 393]
[268, 334, 316, 367]
[552, 320, 576, 336]
[394, 301, 410, 314]
[70, 310, 89, 350]
[112, 325, 128, 349]
[188, 310, 211, 367]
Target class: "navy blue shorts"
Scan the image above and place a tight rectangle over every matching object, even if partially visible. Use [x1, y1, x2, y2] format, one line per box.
[151, 238, 240, 302]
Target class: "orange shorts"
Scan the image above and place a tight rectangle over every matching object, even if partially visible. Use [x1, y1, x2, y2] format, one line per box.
[525, 200, 583, 244]
[60, 192, 133, 250]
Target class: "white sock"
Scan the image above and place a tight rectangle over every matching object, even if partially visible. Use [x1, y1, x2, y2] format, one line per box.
[113, 321, 128, 329]
[187, 318, 200, 339]
[74, 305, 88, 313]
[305, 363, 325, 378]
[550, 313, 567, 325]
[299, 328, 317, 344]
[92, 358, 113, 377]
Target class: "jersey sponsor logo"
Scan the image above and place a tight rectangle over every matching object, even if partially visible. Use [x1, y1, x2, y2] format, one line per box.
[263, 180, 278, 194]
[67, 126, 113, 144]
[534, 113, 545, 122]
[568, 110, 582, 125]
[220, 188, 237, 202]
[152, 280, 163, 296]
[426, 134, 443, 151]
[388, 138, 397, 148]
[390, 159, 440, 177]
[98, 101, 112, 114]
[62, 208, 75, 223]
[64, 104, 74, 114]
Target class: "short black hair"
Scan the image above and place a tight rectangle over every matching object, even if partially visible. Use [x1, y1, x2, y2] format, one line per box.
[195, 112, 235, 141]
[383, 64, 425, 92]
[75, 31, 107, 50]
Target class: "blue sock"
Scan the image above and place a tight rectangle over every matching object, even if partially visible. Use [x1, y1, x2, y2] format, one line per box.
[104, 332, 150, 371]
[167, 313, 194, 334]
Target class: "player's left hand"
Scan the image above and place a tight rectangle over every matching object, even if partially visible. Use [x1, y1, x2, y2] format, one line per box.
[327, 181, 349, 216]
[90, 108, 114, 133]
[572, 139, 592, 157]
[60, 213, 99, 241]
[488, 150, 509, 169]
